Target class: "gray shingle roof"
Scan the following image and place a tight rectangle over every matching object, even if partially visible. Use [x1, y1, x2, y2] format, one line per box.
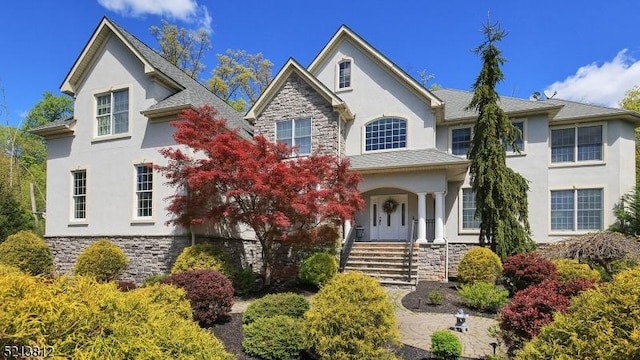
[544, 98, 630, 120]
[30, 116, 75, 132]
[108, 19, 253, 140]
[348, 148, 468, 171]
[432, 88, 562, 121]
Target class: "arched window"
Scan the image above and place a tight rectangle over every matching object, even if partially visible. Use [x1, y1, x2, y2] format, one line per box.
[365, 117, 407, 151]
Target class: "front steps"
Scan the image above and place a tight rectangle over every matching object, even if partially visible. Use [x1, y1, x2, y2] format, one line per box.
[344, 242, 418, 288]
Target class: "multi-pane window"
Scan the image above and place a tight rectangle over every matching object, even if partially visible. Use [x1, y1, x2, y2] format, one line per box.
[96, 89, 129, 136]
[462, 189, 481, 229]
[504, 121, 525, 153]
[365, 118, 407, 151]
[338, 60, 351, 89]
[276, 118, 311, 155]
[136, 165, 153, 218]
[72, 170, 87, 220]
[551, 189, 602, 231]
[451, 127, 472, 156]
[551, 125, 603, 163]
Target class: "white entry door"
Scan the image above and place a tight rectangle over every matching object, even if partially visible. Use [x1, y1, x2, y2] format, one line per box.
[370, 195, 408, 241]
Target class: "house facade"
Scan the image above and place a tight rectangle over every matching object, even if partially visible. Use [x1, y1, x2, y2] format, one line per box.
[34, 19, 640, 283]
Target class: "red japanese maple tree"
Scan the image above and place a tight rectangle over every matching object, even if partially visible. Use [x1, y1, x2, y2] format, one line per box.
[157, 105, 364, 285]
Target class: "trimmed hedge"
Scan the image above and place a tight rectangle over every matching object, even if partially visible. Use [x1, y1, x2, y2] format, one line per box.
[243, 292, 310, 325]
[431, 330, 462, 360]
[0, 230, 53, 276]
[242, 315, 306, 360]
[552, 258, 601, 282]
[171, 243, 235, 276]
[517, 267, 640, 359]
[0, 273, 233, 359]
[305, 272, 400, 359]
[299, 252, 338, 287]
[162, 269, 234, 327]
[457, 247, 502, 284]
[74, 239, 128, 282]
[458, 281, 509, 312]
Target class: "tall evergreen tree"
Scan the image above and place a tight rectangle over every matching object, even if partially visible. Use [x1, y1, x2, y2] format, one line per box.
[466, 21, 534, 259]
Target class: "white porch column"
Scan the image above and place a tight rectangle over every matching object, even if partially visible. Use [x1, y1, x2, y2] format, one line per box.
[416, 192, 427, 244]
[343, 219, 352, 243]
[434, 191, 445, 244]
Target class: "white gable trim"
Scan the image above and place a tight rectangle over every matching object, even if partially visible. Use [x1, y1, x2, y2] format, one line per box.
[60, 17, 179, 96]
[308, 25, 444, 111]
[245, 58, 354, 123]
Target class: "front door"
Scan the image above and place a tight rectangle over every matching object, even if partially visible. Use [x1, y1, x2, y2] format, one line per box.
[370, 195, 408, 241]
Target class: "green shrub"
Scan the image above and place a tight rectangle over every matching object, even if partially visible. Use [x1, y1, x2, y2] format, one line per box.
[516, 266, 640, 359]
[242, 315, 306, 360]
[231, 267, 258, 295]
[305, 272, 400, 359]
[171, 243, 236, 276]
[610, 255, 640, 275]
[429, 290, 445, 305]
[457, 247, 502, 284]
[143, 273, 167, 286]
[458, 281, 509, 312]
[552, 258, 601, 282]
[299, 252, 338, 287]
[0, 230, 53, 276]
[243, 292, 310, 324]
[0, 273, 233, 359]
[74, 239, 128, 282]
[431, 330, 462, 360]
[0, 263, 22, 276]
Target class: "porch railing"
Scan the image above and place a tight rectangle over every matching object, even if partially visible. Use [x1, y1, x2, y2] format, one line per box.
[340, 225, 357, 271]
[408, 218, 418, 281]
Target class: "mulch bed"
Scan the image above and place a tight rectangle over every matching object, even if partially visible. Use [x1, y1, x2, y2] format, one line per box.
[401, 281, 498, 319]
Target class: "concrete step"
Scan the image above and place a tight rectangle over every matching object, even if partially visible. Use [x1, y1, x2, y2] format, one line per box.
[346, 260, 416, 267]
[345, 265, 417, 272]
[348, 255, 410, 262]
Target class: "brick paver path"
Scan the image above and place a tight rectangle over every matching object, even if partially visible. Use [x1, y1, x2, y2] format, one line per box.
[388, 289, 503, 359]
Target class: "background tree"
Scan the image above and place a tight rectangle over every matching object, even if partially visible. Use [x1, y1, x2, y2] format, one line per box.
[619, 85, 640, 182]
[22, 92, 73, 130]
[150, 20, 212, 79]
[157, 106, 363, 286]
[466, 21, 533, 259]
[207, 49, 273, 111]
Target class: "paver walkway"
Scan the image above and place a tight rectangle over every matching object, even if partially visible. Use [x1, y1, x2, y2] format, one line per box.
[231, 289, 503, 359]
[388, 289, 502, 359]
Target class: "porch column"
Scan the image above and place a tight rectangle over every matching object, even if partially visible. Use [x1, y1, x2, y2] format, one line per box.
[434, 191, 445, 244]
[416, 192, 427, 244]
[343, 219, 352, 242]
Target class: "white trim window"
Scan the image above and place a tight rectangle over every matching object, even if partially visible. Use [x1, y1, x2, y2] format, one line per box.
[462, 188, 481, 230]
[337, 59, 351, 89]
[96, 89, 129, 136]
[72, 170, 87, 220]
[451, 127, 472, 156]
[135, 164, 153, 218]
[551, 125, 603, 163]
[504, 121, 525, 153]
[551, 188, 603, 231]
[276, 118, 311, 156]
[365, 117, 407, 151]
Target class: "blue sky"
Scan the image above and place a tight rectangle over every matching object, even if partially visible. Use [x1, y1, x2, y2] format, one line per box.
[1, 0, 639, 128]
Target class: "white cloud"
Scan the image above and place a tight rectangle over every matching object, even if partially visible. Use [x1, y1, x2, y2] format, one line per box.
[97, 0, 212, 32]
[545, 49, 640, 108]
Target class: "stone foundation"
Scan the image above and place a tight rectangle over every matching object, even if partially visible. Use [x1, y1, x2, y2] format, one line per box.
[416, 242, 478, 282]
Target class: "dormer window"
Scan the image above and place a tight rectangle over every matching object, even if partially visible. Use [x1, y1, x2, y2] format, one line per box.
[96, 88, 129, 136]
[337, 59, 352, 90]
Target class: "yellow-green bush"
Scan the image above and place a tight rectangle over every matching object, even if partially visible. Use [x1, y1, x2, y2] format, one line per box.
[0, 263, 23, 276]
[305, 272, 400, 359]
[243, 292, 310, 325]
[299, 252, 339, 287]
[0, 272, 233, 359]
[516, 266, 640, 360]
[0, 230, 53, 276]
[457, 247, 502, 284]
[74, 239, 128, 282]
[171, 243, 235, 276]
[552, 258, 601, 282]
[243, 315, 306, 360]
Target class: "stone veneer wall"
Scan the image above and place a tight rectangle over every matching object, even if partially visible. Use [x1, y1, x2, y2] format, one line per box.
[416, 243, 477, 281]
[254, 72, 343, 157]
[46, 235, 329, 285]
